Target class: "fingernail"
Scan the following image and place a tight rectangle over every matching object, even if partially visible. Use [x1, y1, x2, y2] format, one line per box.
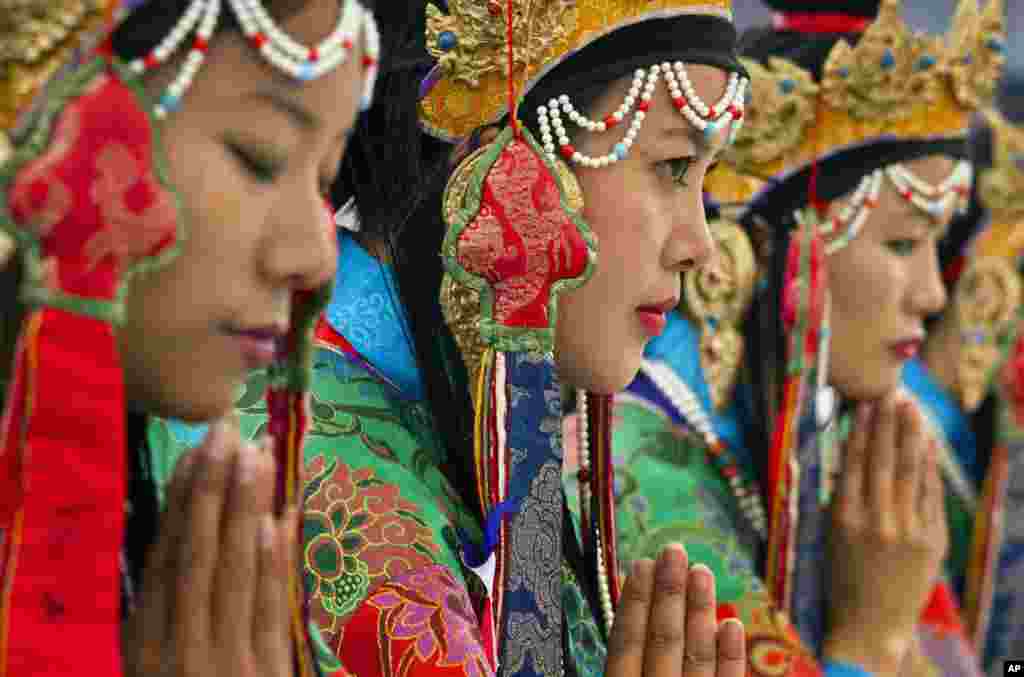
[260, 514, 275, 551]
[689, 563, 712, 593]
[659, 543, 686, 569]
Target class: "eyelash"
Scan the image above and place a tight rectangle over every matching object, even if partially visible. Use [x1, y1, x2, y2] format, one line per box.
[661, 157, 697, 187]
[228, 143, 280, 184]
[230, 142, 335, 199]
[885, 239, 918, 256]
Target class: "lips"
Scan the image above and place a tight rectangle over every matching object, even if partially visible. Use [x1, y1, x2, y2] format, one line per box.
[222, 324, 288, 369]
[636, 297, 679, 339]
[889, 338, 923, 361]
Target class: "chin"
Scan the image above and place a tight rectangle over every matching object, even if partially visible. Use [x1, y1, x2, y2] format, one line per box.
[135, 377, 241, 423]
[561, 351, 642, 395]
[832, 366, 903, 404]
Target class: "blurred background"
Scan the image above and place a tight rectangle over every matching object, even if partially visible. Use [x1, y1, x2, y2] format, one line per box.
[731, 0, 1023, 120]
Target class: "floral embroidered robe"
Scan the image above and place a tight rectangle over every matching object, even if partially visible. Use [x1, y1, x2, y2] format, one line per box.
[564, 311, 981, 677]
[150, 232, 607, 677]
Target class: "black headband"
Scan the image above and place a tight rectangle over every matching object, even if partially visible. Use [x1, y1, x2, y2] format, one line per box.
[740, 136, 970, 229]
[522, 13, 747, 120]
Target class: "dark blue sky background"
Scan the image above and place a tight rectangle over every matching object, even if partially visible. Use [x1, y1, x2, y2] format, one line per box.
[731, 0, 1023, 118]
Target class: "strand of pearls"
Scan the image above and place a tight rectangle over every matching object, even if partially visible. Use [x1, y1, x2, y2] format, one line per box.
[640, 361, 768, 538]
[229, 0, 363, 81]
[595, 530, 616, 632]
[126, 0, 380, 119]
[129, 0, 218, 118]
[822, 170, 882, 255]
[664, 66, 745, 143]
[576, 389, 591, 531]
[885, 160, 971, 219]
[537, 63, 747, 167]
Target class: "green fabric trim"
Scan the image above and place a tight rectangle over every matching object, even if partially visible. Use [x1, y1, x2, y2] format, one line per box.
[440, 125, 598, 354]
[0, 57, 186, 327]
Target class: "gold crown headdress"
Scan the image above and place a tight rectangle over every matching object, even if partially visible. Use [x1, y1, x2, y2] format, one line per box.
[706, 0, 1006, 205]
[419, 0, 740, 144]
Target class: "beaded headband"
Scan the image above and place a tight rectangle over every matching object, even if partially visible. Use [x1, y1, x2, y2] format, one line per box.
[419, 0, 745, 153]
[0, 0, 381, 140]
[705, 0, 1005, 206]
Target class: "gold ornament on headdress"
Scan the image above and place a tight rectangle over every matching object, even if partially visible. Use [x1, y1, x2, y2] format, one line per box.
[706, 0, 1006, 205]
[977, 109, 1024, 254]
[683, 218, 757, 410]
[420, 0, 734, 140]
[948, 256, 1021, 412]
[0, 1, 117, 145]
[940, 109, 1023, 412]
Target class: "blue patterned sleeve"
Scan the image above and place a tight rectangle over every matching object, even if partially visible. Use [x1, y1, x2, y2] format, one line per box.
[824, 661, 872, 677]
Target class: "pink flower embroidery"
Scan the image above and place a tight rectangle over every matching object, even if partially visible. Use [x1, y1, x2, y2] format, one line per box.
[367, 565, 491, 677]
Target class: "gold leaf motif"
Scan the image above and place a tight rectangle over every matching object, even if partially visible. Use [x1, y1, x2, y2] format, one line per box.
[420, 0, 735, 140]
[978, 109, 1024, 235]
[425, 0, 578, 89]
[821, 0, 942, 121]
[727, 57, 818, 171]
[952, 256, 1021, 412]
[948, 0, 1006, 110]
[0, 0, 111, 132]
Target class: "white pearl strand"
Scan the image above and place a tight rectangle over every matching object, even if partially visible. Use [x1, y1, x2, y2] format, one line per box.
[822, 170, 882, 255]
[640, 361, 769, 538]
[664, 66, 745, 142]
[596, 532, 616, 631]
[127, 0, 380, 119]
[229, 0, 362, 81]
[537, 63, 747, 167]
[574, 389, 615, 631]
[885, 160, 972, 219]
[130, 0, 219, 119]
[576, 389, 591, 530]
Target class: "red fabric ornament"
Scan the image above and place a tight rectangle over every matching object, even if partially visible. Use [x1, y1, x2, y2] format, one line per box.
[454, 137, 590, 332]
[0, 69, 178, 677]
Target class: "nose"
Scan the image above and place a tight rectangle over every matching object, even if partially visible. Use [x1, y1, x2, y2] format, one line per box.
[664, 190, 715, 273]
[909, 248, 949, 318]
[260, 188, 338, 293]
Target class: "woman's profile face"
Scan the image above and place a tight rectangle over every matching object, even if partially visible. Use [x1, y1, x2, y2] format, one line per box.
[119, 0, 364, 421]
[826, 154, 955, 401]
[555, 64, 729, 393]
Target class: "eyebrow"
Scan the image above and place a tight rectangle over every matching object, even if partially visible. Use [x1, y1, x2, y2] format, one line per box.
[244, 90, 321, 131]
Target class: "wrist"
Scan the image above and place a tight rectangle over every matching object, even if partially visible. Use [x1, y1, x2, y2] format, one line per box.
[823, 631, 912, 676]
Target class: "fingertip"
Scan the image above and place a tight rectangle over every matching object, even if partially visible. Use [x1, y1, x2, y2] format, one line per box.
[719, 617, 744, 637]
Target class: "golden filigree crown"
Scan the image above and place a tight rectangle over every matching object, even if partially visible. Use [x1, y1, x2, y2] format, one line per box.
[706, 0, 1006, 204]
[419, 0, 734, 140]
[975, 109, 1024, 264]
[0, 1, 119, 144]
